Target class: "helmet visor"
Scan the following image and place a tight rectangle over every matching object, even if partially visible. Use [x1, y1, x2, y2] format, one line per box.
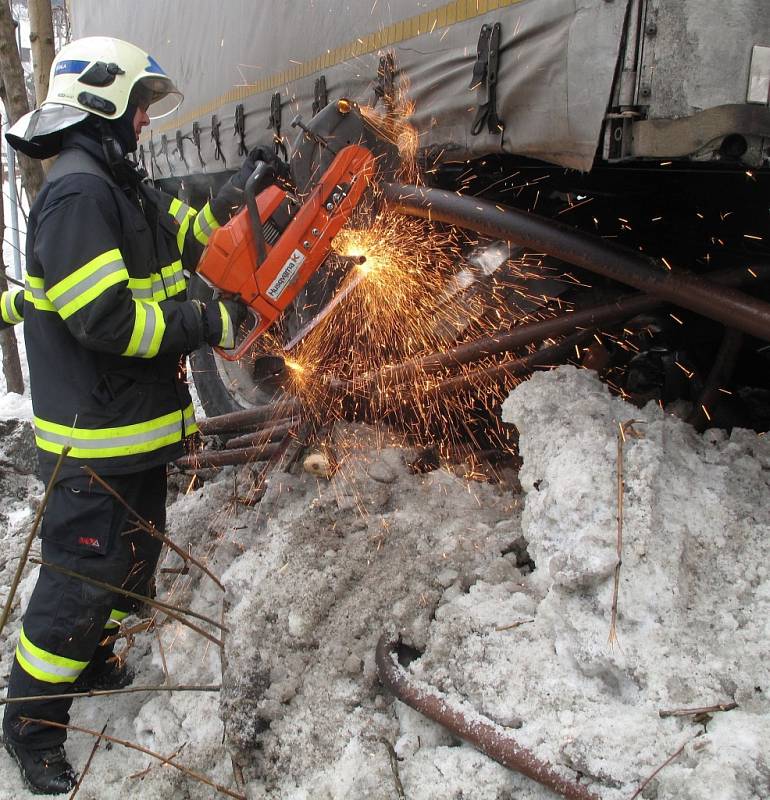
[131, 75, 183, 120]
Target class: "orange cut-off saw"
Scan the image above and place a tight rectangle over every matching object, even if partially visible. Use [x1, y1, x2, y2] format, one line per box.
[197, 131, 375, 361]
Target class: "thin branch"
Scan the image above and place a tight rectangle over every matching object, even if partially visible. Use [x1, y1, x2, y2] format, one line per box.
[629, 737, 693, 800]
[379, 737, 406, 800]
[156, 627, 171, 692]
[659, 702, 737, 718]
[69, 721, 108, 799]
[0, 447, 70, 638]
[20, 717, 245, 800]
[84, 467, 224, 591]
[129, 742, 187, 780]
[1, 684, 220, 705]
[30, 559, 225, 648]
[609, 422, 625, 648]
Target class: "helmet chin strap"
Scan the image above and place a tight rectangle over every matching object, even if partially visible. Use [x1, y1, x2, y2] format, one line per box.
[93, 117, 144, 187]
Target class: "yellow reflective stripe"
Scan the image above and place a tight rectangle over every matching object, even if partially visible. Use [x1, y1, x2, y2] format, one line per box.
[193, 202, 220, 245]
[1, 289, 23, 324]
[16, 626, 88, 684]
[123, 300, 166, 358]
[217, 301, 234, 348]
[47, 248, 129, 319]
[128, 263, 185, 302]
[170, 198, 196, 254]
[34, 403, 197, 458]
[161, 260, 186, 298]
[25, 276, 56, 312]
[104, 609, 129, 630]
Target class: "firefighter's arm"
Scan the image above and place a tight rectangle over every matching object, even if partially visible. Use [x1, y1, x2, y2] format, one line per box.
[0, 288, 24, 328]
[34, 181, 205, 358]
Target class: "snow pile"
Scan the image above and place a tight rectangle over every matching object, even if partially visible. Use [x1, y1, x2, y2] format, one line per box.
[0, 364, 768, 798]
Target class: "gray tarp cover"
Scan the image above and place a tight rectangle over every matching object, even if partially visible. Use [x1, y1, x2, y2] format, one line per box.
[69, 0, 629, 176]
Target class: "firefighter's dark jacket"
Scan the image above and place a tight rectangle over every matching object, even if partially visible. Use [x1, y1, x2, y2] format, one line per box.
[0, 131, 225, 483]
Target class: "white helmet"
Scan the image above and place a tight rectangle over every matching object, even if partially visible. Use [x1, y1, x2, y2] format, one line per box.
[7, 37, 182, 158]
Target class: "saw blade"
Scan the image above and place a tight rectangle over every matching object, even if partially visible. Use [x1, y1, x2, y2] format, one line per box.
[283, 269, 367, 352]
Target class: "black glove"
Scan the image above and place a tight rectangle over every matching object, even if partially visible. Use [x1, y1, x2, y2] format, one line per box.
[197, 298, 247, 349]
[209, 147, 291, 224]
[232, 146, 292, 190]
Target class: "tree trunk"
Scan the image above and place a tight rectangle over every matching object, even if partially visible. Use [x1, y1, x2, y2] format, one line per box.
[28, 0, 54, 107]
[0, 0, 44, 200]
[0, 114, 24, 395]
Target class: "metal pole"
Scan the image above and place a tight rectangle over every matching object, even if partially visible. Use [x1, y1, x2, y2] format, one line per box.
[4, 128, 22, 280]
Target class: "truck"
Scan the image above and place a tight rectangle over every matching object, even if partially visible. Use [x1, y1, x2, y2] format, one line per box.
[68, 0, 770, 430]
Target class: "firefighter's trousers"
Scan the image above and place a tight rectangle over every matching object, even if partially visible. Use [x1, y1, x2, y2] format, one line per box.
[3, 466, 167, 748]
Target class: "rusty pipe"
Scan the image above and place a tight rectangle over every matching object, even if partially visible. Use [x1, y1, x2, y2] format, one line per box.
[224, 419, 296, 450]
[375, 634, 602, 800]
[197, 398, 302, 436]
[414, 332, 593, 402]
[383, 183, 770, 342]
[331, 263, 770, 398]
[175, 441, 285, 470]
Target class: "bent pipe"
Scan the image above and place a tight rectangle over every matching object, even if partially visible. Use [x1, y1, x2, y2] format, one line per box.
[383, 183, 770, 343]
[375, 634, 602, 800]
[175, 440, 285, 470]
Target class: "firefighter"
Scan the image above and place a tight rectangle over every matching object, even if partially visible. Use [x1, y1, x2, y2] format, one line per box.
[0, 37, 262, 793]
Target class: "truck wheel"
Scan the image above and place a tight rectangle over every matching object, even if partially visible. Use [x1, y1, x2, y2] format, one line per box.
[188, 275, 282, 417]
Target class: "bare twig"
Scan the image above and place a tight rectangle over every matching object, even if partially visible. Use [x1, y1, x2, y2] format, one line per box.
[20, 717, 245, 800]
[379, 737, 406, 800]
[129, 742, 187, 780]
[69, 721, 108, 799]
[83, 467, 224, 591]
[156, 628, 170, 691]
[1, 684, 220, 705]
[29, 559, 225, 648]
[629, 737, 694, 800]
[495, 618, 535, 632]
[0, 447, 70, 640]
[659, 702, 737, 718]
[608, 422, 624, 649]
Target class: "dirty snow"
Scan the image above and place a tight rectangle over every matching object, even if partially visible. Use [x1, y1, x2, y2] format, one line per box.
[0, 364, 767, 798]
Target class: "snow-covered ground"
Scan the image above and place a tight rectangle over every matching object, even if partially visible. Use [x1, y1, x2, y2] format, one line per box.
[0, 355, 768, 798]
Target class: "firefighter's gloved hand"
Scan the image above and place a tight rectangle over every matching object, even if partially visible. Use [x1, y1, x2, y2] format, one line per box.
[200, 299, 247, 349]
[234, 146, 292, 189]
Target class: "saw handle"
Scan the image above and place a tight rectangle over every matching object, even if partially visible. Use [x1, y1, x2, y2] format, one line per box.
[212, 162, 276, 362]
[214, 306, 267, 362]
[244, 162, 275, 266]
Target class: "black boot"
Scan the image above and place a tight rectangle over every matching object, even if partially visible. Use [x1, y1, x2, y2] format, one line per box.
[4, 740, 77, 795]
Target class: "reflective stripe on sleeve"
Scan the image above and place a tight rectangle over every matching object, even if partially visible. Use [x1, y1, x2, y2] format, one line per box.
[193, 202, 220, 246]
[169, 198, 196, 254]
[217, 301, 234, 349]
[25, 275, 56, 312]
[1, 289, 24, 324]
[123, 300, 166, 358]
[47, 248, 129, 319]
[34, 402, 198, 459]
[15, 626, 89, 684]
[128, 261, 186, 302]
[104, 609, 129, 631]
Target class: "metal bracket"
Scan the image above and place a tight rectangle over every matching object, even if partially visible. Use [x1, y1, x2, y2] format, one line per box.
[211, 114, 226, 165]
[312, 75, 329, 116]
[148, 135, 162, 176]
[373, 52, 396, 111]
[175, 130, 189, 170]
[192, 121, 205, 167]
[470, 22, 503, 137]
[234, 103, 247, 156]
[267, 92, 287, 159]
